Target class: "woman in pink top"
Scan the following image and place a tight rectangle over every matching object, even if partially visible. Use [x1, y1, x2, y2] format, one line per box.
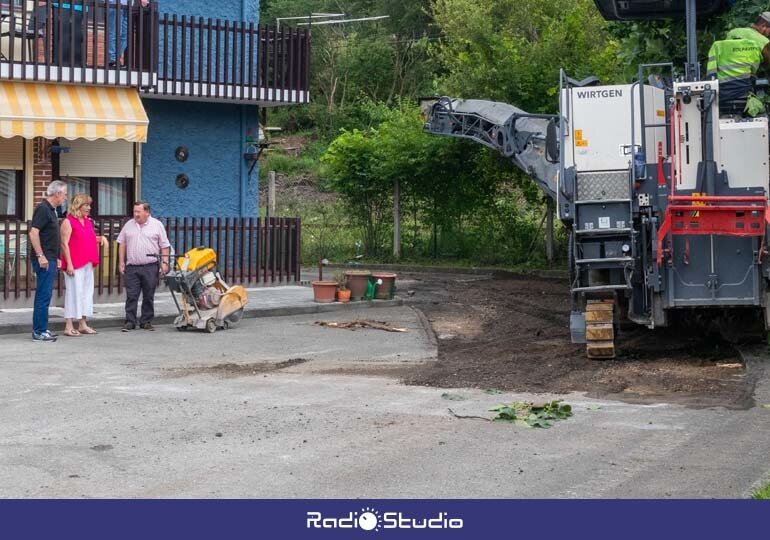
[59, 193, 109, 337]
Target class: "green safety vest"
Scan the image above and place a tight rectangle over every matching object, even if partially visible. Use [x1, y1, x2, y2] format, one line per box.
[725, 27, 770, 51]
[706, 37, 763, 84]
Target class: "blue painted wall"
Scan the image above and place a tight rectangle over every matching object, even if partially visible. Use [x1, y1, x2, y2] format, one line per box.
[156, 0, 259, 24]
[141, 99, 260, 218]
[141, 0, 262, 218]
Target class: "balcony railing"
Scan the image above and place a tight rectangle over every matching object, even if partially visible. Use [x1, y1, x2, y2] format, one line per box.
[0, 2, 310, 104]
[0, 0, 158, 87]
[142, 17, 310, 105]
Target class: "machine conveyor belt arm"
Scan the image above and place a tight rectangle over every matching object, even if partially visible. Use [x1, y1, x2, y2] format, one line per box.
[424, 97, 560, 201]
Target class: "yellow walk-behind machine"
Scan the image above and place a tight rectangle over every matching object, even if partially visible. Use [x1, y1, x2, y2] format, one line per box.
[163, 247, 248, 332]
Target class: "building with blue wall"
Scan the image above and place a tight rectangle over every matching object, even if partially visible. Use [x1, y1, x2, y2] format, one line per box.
[157, 0, 260, 21]
[139, 0, 292, 218]
[0, 0, 308, 306]
[0, 0, 308, 222]
[141, 100, 260, 217]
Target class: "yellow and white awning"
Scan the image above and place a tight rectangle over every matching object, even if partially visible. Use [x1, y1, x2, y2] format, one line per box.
[0, 82, 148, 143]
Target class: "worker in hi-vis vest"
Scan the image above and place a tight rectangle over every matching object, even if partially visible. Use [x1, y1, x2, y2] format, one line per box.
[707, 12, 770, 115]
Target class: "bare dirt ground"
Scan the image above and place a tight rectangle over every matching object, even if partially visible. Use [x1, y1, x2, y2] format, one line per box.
[392, 271, 759, 410]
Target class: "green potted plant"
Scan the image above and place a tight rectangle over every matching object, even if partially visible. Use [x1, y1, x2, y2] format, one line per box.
[334, 271, 351, 303]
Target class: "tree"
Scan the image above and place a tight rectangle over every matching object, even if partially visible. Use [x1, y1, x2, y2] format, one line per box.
[261, 0, 436, 135]
[430, 0, 623, 113]
[322, 104, 510, 259]
[321, 128, 391, 256]
[609, 0, 770, 80]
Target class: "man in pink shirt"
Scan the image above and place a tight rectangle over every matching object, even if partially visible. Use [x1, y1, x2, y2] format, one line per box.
[117, 201, 171, 331]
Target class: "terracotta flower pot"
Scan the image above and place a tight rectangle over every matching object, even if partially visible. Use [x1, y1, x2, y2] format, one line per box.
[312, 281, 338, 303]
[343, 270, 372, 301]
[337, 288, 351, 303]
[372, 272, 397, 300]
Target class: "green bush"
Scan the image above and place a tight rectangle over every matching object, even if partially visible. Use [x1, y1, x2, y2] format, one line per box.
[259, 133, 326, 181]
[257, 101, 567, 268]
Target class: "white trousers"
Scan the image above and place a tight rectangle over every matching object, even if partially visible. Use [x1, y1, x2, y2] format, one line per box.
[64, 262, 95, 320]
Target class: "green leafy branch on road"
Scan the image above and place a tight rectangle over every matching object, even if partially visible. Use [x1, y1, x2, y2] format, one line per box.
[489, 400, 573, 428]
[753, 483, 770, 500]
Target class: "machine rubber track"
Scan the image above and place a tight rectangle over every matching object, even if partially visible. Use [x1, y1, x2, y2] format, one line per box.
[585, 299, 616, 359]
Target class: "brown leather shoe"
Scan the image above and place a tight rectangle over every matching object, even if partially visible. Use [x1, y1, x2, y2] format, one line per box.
[140, 323, 154, 331]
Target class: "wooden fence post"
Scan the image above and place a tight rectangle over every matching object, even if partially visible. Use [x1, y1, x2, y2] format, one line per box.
[393, 179, 401, 259]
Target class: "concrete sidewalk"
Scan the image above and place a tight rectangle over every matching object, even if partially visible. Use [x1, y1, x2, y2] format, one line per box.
[0, 285, 402, 336]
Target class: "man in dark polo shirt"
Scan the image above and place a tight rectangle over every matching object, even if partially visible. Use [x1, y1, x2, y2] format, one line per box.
[28, 180, 68, 342]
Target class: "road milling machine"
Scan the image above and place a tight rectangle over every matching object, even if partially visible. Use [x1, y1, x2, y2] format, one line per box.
[425, 0, 770, 358]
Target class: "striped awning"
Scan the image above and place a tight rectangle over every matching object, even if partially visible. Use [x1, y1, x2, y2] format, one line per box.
[0, 82, 148, 143]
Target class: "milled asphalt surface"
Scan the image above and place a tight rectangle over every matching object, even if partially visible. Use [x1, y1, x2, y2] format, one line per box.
[1, 304, 770, 498]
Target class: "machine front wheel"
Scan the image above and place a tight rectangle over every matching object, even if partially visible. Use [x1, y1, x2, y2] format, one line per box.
[205, 318, 217, 333]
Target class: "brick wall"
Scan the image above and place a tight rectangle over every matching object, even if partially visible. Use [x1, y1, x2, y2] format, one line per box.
[32, 138, 53, 204]
[33, 28, 107, 67]
[87, 29, 107, 67]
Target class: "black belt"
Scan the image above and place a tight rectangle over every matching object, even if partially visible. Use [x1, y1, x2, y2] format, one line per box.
[127, 262, 159, 267]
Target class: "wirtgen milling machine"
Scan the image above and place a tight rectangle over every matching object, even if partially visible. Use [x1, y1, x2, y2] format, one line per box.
[425, 0, 770, 358]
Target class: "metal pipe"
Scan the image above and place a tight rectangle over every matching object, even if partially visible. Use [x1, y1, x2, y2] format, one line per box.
[685, 0, 699, 81]
[641, 213, 649, 313]
[276, 13, 344, 32]
[669, 195, 766, 201]
[630, 81, 639, 182]
[297, 15, 389, 26]
[701, 87, 717, 194]
[642, 62, 678, 68]
[666, 205, 765, 211]
[560, 69, 578, 312]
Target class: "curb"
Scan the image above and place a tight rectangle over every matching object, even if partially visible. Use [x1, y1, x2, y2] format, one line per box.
[0, 298, 404, 336]
[410, 305, 438, 349]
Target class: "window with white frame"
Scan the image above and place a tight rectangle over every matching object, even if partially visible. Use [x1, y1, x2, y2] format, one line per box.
[56, 138, 135, 217]
[0, 137, 24, 219]
[63, 176, 133, 217]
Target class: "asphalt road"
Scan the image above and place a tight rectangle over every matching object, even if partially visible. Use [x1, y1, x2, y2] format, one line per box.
[1, 305, 769, 498]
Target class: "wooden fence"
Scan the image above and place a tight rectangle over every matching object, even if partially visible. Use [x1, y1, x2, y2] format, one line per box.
[0, 216, 301, 303]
